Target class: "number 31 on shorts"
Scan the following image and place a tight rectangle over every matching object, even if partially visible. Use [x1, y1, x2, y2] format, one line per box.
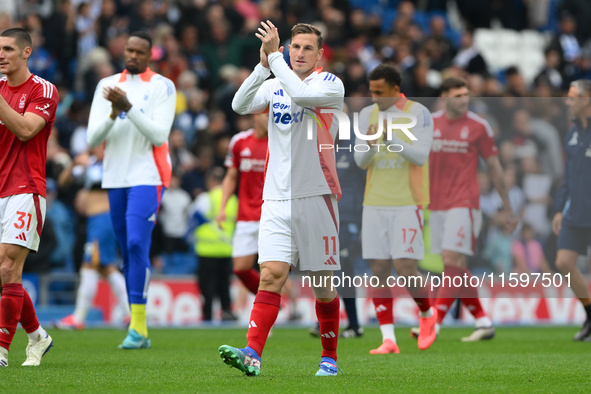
[14, 211, 33, 231]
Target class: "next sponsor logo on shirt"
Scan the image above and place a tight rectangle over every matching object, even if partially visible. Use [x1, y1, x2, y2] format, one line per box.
[272, 110, 304, 125]
[239, 158, 265, 172]
[431, 139, 469, 153]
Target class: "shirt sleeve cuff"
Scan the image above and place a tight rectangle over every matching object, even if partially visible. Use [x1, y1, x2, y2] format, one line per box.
[255, 63, 272, 77]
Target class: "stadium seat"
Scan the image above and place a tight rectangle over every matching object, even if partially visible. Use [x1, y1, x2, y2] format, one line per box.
[474, 28, 549, 85]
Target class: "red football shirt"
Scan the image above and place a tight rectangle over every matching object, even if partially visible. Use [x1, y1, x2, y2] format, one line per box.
[225, 129, 268, 221]
[429, 110, 497, 210]
[0, 75, 58, 198]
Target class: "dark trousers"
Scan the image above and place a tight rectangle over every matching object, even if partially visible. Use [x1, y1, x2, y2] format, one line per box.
[198, 256, 232, 321]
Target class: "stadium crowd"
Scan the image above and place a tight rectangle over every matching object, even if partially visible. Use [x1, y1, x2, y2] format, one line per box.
[2, 0, 590, 310]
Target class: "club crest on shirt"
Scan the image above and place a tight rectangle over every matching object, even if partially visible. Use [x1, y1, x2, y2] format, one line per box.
[19, 94, 26, 109]
[460, 126, 469, 139]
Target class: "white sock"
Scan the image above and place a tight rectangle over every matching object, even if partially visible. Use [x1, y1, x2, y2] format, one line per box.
[0, 346, 7, 358]
[436, 323, 441, 334]
[73, 267, 100, 323]
[419, 307, 433, 318]
[27, 326, 47, 343]
[380, 323, 396, 343]
[107, 270, 130, 317]
[475, 316, 493, 328]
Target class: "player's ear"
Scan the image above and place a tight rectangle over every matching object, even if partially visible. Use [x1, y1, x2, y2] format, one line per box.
[317, 47, 324, 61]
[22, 46, 32, 60]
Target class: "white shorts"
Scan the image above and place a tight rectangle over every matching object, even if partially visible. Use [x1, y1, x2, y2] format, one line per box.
[0, 194, 46, 252]
[430, 208, 482, 256]
[258, 195, 340, 271]
[361, 206, 424, 260]
[232, 221, 259, 257]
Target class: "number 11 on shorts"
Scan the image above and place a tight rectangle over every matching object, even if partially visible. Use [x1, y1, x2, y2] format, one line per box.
[323, 236, 337, 255]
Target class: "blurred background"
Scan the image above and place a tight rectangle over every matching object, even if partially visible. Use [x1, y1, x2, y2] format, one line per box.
[3, 0, 590, 326]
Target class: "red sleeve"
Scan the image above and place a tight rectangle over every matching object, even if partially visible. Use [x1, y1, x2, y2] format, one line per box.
[231, 138, 241, 169]
[476, 119, 498, 159]
[25, 81, 58, 125]
[225, 134, 239, 168]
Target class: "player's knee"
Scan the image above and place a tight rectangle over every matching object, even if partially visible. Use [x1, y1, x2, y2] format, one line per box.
[259, 266, 287, 292]
[259, 271, 279, 290]
[0, 260, 17, 282]
[127, 236, 146, 256]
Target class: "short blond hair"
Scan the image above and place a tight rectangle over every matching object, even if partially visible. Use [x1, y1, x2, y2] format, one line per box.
[291, 23, 322, 50]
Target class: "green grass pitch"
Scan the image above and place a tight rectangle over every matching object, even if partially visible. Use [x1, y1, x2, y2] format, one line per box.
[0, 326, 588, 392]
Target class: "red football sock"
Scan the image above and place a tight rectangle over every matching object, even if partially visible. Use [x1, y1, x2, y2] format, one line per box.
[246, 290, 281, 356]
[460, 268, 487, 319]
[0, 283, 24, 351]
[409, 284, 431, 312]
[234, 268, 260, 295]
[434, 265, 463, 324]
[316, 297, 340, 361]
[20, 289, 40, 334]
[372, 287, 394, 325]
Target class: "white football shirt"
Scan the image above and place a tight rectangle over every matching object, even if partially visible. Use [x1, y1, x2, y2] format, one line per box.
[232, 52, 344, 201]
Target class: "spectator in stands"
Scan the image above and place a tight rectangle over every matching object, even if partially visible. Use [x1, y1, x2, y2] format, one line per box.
[482, 217, 514, 275]
[97, 0, 126, 48]
[453, 30, 488, 77]
[178, 25, 210, 87]
[174, 88, 209, 150]
[182, 146, 214, 199]
[202, 18, 246, 88]
[549, 13, 582, 81]
[43, 0, 77, 89]
[512, 224, 553, 274]
[504, 67, 528, 97]
[159, 172, 194, 274]
[520, 156, 552, 238]
[45, 179, 75, 270]
[75, 1, 98, 60]
[169, 128, 198, 177]
[535, 47, 566, 92]
[425, 15, 456, 70]
[174, 70, 199, 114]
